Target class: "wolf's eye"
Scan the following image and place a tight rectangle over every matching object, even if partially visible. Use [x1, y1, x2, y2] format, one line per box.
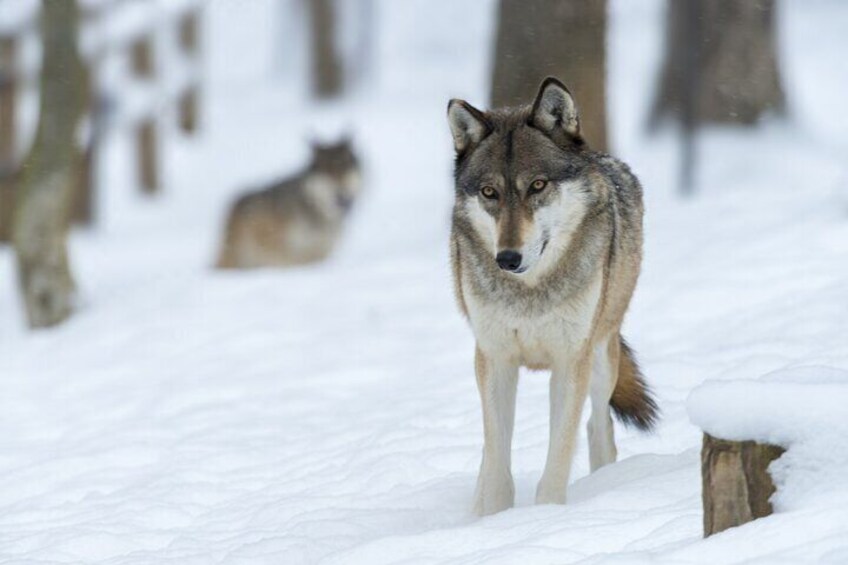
[529, 179, 548, 194]
[480, 186, 498, 200]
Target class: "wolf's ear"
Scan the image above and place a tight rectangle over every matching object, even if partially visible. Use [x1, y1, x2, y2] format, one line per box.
[530, 77, 581, 141]
[447, 99, 491, 154]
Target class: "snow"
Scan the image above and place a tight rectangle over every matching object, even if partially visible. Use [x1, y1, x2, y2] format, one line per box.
[688, 367, 848, 447]
[688, 367, 848, 522]
[1, 0, 848, 563]
[0, 0, 37, 35]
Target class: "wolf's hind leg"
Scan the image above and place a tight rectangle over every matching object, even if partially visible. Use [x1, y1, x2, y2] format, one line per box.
[473, 347, 518, 516]
[536, 349, 591, 505]
[588, 335, 619, 472]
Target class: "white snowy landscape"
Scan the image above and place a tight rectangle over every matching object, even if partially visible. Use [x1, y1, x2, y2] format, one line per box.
[1, 0, 848, 563]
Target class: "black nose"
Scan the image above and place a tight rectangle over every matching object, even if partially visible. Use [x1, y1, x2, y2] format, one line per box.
[496, 250, 523, 272]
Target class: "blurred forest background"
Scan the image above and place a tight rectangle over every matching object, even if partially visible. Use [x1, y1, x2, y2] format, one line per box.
[1, 0, 202, 327]
[0, 0, 793, 330]
[1, 1, 847, 562]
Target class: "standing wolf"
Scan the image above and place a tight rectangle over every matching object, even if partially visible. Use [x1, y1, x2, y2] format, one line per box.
[448, 78, 658, 516]
[216, 139, 361, 269]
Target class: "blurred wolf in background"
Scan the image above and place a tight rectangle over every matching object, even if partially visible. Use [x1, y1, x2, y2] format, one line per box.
[448, 78, 658, 516]
[216, 138, 362, 269]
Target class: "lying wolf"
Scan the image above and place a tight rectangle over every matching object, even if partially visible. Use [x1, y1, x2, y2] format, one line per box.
[448, 77, 658, 515]
[216, 139, 361, 269]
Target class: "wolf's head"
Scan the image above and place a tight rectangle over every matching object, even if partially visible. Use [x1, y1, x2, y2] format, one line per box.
[448, 78, 600, 278]
[308, 137, 362, 213]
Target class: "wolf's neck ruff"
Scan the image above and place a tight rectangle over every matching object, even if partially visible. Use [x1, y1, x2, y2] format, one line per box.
[452, 203, 609, 315]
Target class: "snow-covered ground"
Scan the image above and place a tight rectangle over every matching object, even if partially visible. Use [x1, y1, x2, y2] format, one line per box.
[1, 0, 848, 563]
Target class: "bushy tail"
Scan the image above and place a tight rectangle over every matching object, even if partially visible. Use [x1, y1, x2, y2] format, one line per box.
[610, 337, 659, 431]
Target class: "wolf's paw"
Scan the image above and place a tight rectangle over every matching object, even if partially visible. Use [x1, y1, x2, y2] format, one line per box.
[473, 471, 515, 516]
[534, 476, 567, 506]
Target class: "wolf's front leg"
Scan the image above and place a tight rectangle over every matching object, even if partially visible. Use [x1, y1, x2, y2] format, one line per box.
[473, 346, 519, 516]
[536, 351, 591, 505]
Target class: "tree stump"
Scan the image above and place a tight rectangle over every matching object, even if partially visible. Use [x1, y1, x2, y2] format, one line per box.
[702, 433, 785, 537]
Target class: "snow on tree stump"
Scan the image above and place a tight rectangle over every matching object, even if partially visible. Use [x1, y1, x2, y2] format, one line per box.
[701, 433, 785, 536]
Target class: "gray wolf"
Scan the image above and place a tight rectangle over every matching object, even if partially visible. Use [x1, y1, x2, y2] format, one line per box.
[216, 138, 361, 269]
[447, 77, 658, 515]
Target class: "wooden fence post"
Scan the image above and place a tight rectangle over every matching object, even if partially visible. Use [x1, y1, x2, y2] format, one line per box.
[177, 8, 200, 134]
[131, 35, 159, 195]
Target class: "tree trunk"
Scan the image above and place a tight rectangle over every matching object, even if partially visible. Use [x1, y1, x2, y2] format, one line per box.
[13, 0, 85, 328]
[490, 0, 608, 152]
[131, 37, 160, 195]
[308, 0, 343, 99]
[702, 433, 785, 537]
[72, 133, 95, 225]
[71, 55, 95, 225]
[0, 170, 16, 242]
[651, 0, 785, 126]
[1, 36, 18, 242]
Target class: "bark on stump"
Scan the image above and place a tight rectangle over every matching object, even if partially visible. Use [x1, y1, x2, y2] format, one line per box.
[490, 0, 608, 151]
[702, 433, 785, 537]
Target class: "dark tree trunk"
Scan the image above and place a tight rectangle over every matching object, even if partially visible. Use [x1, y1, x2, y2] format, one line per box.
[0, 171, 16, 243]
[71, 56, 94, 225]
[177, 10, 200, 133]
[652, 0, 786, 126]
[1, 36, 18, 242]
[72, 136, 95, 225]
[702, 434, 785, 537]
[308, 0, 343, 99]
[13, 0, 85, 328]
[490, 0, 608, 152]
[131, 37, 159, 195]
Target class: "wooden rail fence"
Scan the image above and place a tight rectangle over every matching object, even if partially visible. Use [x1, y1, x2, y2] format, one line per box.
[0, 0, 204, 242]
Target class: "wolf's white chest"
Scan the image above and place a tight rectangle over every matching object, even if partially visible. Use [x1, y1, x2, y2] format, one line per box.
[463, 272, 602, 368]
